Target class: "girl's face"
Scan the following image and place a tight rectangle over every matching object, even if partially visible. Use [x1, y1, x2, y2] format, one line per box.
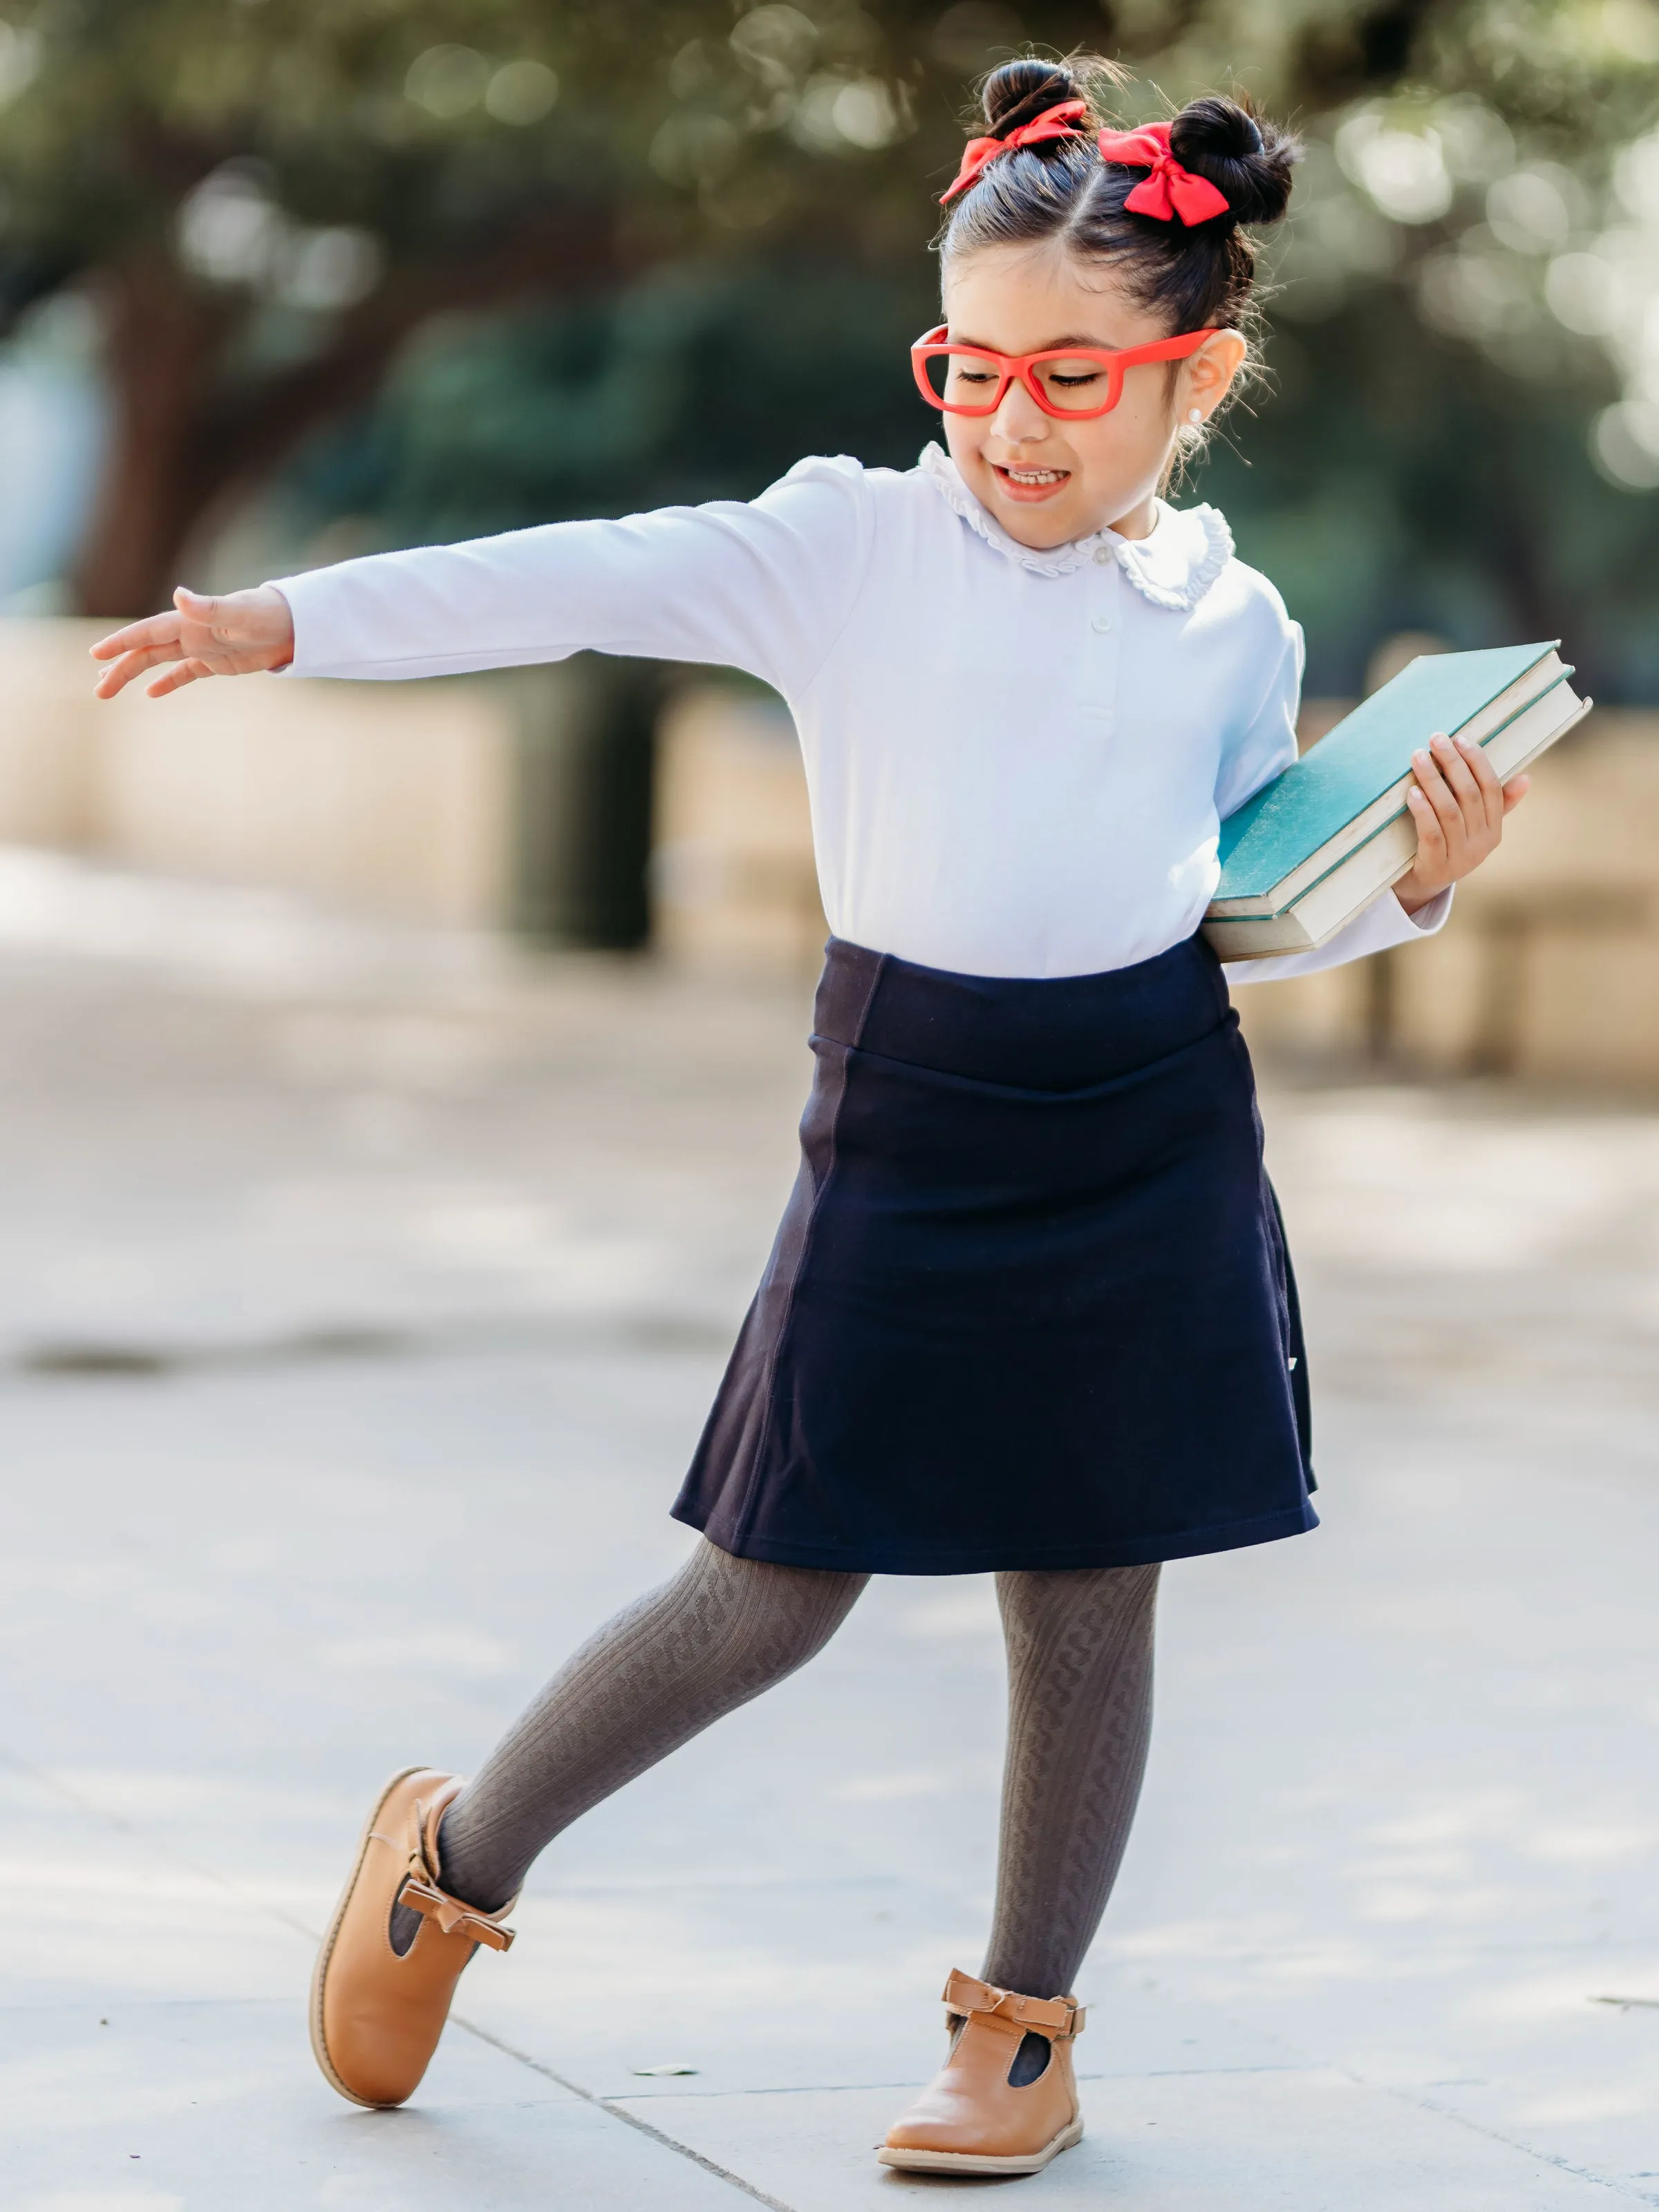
[939, 242, 1246, 549]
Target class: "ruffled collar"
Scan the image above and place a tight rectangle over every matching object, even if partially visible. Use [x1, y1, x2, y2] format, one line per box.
[917, 442, 1232, 611]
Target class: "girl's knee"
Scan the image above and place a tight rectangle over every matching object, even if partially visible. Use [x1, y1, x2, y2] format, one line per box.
[688, 1544, 867, 1676]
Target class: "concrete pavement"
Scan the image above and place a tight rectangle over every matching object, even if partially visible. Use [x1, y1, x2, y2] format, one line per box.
[2, 849, 1658, 2207]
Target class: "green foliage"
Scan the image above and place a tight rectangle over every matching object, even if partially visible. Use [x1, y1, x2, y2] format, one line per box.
[292, 256, 938, 540]
[1, 0, 695, 286]
[1, 0, 1656, 648]
[0, 0, 1085, 296]
[1208, 299, 1659, 698]
[11, 0, 1640, 313]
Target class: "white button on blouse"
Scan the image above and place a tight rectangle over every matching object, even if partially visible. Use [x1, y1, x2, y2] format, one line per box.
[272, 444, 1448, 984]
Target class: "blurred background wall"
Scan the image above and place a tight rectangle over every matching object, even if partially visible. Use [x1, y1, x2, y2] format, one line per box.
[1, 0, 1656, 1080]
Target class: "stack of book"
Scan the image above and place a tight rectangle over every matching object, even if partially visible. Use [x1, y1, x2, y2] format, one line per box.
[1204, 641, 1588, 959]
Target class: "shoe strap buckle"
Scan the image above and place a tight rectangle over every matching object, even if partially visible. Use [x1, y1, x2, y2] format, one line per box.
[940, 1970, 1084, 2039]
[400, 1877, 516, 1951]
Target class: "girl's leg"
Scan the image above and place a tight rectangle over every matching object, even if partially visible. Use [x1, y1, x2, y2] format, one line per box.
[981, 1563, 1160, 2001]
[877, 1564, 1159, 2172]
[428, 1539, 868, 1918]
[312, 1538, 865, 2110]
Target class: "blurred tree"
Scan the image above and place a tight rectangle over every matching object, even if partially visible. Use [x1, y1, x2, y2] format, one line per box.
[289, 256, 939, 539]
[1226, 0, 1659, 693]
[0, 0, 1654, 619]
[0, 0, 1108, 612]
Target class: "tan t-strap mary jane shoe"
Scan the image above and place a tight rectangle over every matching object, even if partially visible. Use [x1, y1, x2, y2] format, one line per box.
[309, 1766, 516, 2108]
[879, 1968, 1087, 2175]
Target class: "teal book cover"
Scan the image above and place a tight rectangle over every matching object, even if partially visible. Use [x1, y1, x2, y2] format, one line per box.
[1217, 643, 1558, 902]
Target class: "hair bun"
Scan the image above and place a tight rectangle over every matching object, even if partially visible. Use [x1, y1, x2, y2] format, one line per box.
[1167, 95, 1298, 225]
[980, 58, 1083, 140]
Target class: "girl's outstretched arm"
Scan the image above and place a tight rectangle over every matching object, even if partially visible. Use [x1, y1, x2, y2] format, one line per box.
[90, 459, 872, 706]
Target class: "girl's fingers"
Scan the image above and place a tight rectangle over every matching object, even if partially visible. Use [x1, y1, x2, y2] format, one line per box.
[89, 612, 182, 663]
[1405, 782, 1447, 863]
[174, 586, 244, 648]
[93, 643, 186, 697]
[1411, 748, 1465, 845]
[146, 658, 215, 698]
[1406, 733, 1523, 892]
[1454, 733, 1505, 832]
[1429, 732, 1483, 822]
[1456, 733, 1501, 791]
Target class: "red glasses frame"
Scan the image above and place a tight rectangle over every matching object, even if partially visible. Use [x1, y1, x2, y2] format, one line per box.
[910, 324, 1220, 420]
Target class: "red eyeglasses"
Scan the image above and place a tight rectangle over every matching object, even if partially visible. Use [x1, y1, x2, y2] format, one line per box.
[911, 324, 1219, 420]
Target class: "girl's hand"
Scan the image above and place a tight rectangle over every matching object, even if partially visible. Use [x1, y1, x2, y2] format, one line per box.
[91, 585, 296, 700]
[1394, 730, 1529, 914]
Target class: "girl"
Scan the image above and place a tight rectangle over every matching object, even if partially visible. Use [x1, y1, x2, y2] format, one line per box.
[91, 58, 1526, 2179]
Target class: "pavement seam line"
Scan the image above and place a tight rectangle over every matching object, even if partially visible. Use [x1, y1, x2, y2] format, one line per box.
[451, 2014, 801, 2212]
[1362, 2072, 1652, 2203]
[610, 2061, 1314, 2102]
[0, 1746, 326, 1950]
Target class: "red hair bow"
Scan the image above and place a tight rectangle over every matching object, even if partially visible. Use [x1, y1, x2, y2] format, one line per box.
[1094, 121, 1230, 224]
[939, 99, 1089, 204]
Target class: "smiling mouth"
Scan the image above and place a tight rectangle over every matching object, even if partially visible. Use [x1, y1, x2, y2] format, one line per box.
[991, 462, 1071, 499]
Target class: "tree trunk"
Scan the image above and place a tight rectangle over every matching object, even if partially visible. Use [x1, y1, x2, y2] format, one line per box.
[68, 255, 231, 619]
[68, 207, 624, 620]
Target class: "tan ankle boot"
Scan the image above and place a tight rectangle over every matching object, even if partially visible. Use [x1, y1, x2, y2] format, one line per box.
[308, 1767, 516, 2108]
[879, 1969, 1086, 2175]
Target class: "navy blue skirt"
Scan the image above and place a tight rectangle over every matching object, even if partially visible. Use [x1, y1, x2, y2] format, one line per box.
[671, 935, 1315, 1575]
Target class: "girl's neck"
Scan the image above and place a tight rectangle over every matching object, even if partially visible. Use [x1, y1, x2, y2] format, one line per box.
[1103, 493, 1158, 543]
[1000, 489, 1159, 552]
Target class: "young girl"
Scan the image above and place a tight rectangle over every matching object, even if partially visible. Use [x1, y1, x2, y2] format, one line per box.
[92, 57, 1526, 2179]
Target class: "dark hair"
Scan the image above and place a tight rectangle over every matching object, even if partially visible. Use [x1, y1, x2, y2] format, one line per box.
[939, 58, 1300, 348]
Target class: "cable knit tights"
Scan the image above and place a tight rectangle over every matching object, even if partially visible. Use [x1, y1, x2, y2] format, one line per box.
[426, 1539, 1159, 1997]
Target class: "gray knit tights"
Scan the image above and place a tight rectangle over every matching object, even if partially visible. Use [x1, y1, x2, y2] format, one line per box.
[422, 1540, 1159, 1998]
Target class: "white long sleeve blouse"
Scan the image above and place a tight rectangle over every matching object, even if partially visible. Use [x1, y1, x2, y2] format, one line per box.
[273, 444, 1447, 983]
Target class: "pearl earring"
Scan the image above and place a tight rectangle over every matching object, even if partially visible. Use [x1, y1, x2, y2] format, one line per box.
[1188, 408, 1203, 425]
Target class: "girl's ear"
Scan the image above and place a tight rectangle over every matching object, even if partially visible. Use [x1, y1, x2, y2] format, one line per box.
[1182, 330, 1248, 420]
